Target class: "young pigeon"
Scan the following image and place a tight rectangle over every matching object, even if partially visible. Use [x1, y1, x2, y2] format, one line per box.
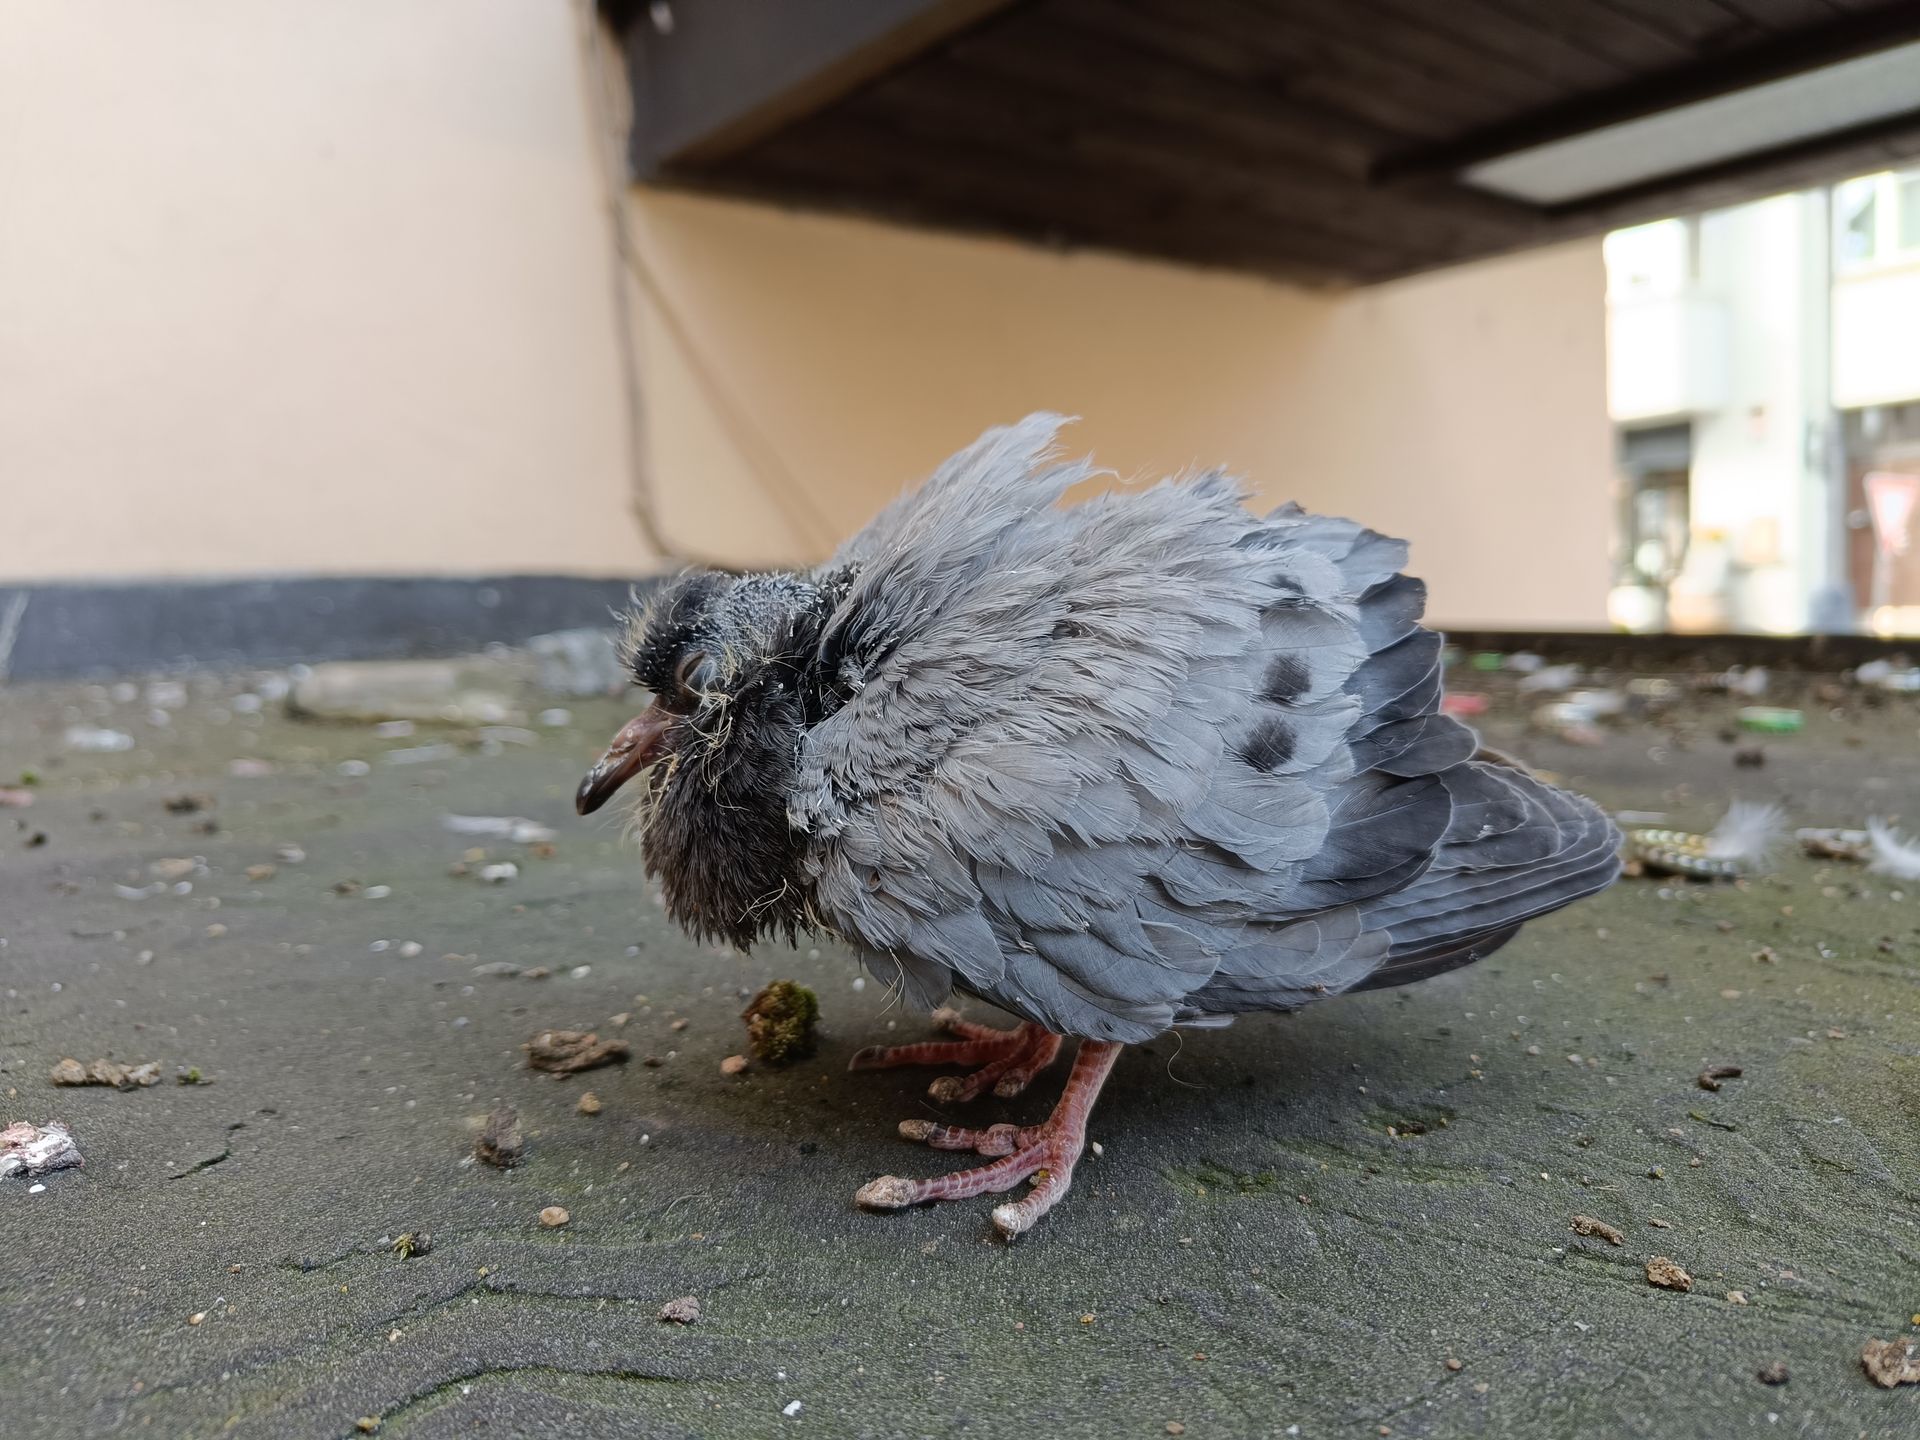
[576, 415, 1620, 1237]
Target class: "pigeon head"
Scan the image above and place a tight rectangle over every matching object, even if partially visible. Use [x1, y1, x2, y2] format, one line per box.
[575, 570, 830, 816]
[574, 568, 839, 948]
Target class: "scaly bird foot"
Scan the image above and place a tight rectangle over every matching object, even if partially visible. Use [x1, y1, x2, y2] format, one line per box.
[856, 1039, 1121, 1238]
[847, 1010, 1063, 1100]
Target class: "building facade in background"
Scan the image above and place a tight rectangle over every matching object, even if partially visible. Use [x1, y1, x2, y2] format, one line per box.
[1607, 171, 1920, 637]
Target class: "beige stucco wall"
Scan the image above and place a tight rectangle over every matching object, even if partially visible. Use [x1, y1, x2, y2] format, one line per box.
[0, 0, 653, 581]
[631, 189, 1613, 628]
[1, 0, 1613, 629]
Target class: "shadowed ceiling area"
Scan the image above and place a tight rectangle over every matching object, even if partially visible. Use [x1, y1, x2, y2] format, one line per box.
[610, 0, 1920, 283]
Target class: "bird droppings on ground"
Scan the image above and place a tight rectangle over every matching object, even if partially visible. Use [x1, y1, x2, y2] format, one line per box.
[0, 1121, 83, 1179]
[1570, 1215, 1625, 1246]
[49, 1057, 161, 1089]
[575, 1091, 602, 1115]
[1646, 1257, 1693, 1292]
[1861, 1337, 1920, 1388]
[657, 1295, 701, 1324]
[522, 1028, 629, 1074]
[742, 980, 820, 1065]
[472, 1107, 524, 1169]
[1696, 1064, 1743, 1092]
[537, 1206, 570, 1229]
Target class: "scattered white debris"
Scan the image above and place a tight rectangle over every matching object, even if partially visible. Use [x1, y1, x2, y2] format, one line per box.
[373, 720, 416, 738]
[399, 941, 423, 958]
[478, 863, 519, 884]
[384, 743, 457, 766]
[1705, 801, 1786, 867]
[115, 882, 167, 901]
[1867, 819, 1920, 882]
[1518, 663, 1582, 692]
[537, 708, 573, 727]
[364, 885, 393, 900]
[64, 726, 134, 753]
[275, 844, 307, 864]
[569, 965, 592, 980]
[478, 726, 538, 746]
[443, 815, 555, 844]
[1, 1121, 83, 1179]
[228, 757, 274, 778]
[1797, 827, 1872, 862]
[337, 759, 371, 777]
[1854, 658, 1920, 692]
[782, 1401, 803, 1418]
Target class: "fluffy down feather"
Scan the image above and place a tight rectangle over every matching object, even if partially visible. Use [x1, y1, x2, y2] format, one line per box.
[794, 416, 1620, 1042]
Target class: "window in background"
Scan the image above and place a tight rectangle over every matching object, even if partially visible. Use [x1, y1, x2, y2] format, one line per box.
[1603, 218, 1692, 303]
[1834, 168, 1920, 273]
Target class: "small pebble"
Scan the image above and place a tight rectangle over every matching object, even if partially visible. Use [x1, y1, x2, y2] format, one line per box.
[538, 1206, 570, 1228]
[720, 1054, 749, 1076]
[1646, 1256, 1692, 1291]
[670, 1017, 689, 1032]
[658, 1295, 701, 1324]
[399, 941, 422, 958]
[187, 1312, 205, 1326]
[577, 1092, 603, 1115]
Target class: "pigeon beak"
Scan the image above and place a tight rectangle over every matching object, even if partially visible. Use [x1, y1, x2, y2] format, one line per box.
[574, 703, 675, 816]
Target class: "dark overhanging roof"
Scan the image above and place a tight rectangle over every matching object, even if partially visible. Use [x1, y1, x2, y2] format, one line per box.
[604, 0, 1920, 285]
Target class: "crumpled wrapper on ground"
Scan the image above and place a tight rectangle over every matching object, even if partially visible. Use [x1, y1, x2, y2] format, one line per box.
[1, 1121, 84, 1179]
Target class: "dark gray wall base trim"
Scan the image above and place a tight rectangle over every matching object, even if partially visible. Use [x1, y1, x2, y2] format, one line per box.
[0, 575, 662, 683]
[1439, 629, 1915, 673]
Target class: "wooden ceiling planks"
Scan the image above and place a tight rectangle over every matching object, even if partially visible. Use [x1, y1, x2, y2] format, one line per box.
[638, 0, 1920, 283]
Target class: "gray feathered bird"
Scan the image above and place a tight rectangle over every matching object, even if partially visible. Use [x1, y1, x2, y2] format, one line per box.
[576, 415, 1620, 1236]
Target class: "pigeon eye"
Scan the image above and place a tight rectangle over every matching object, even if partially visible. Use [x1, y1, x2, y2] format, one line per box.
[674, 650, 711, 696]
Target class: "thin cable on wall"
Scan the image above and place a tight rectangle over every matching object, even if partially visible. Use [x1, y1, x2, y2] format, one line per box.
[572, 1, 841, 564]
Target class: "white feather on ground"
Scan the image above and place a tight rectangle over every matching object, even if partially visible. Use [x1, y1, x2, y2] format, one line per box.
[1867, 819, 1920, 882]
[1704, 801, 1786, 867]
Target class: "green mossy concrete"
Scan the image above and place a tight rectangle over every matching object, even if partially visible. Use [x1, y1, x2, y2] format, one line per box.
[2, 669, 1917, 1438]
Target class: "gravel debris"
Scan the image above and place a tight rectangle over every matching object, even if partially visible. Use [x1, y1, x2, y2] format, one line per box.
[50, 1057, 161, 1089]
[474, 1106, 524, 1168]
[1646, 1257, 1692, 1291]
[538, 1205, 570, 1228]
[658, 1295, 701, 1324]
[1570, 1215, 1625, 1246]
[524, 1029, 630, 1074]
[1861, 1337, 1920, 1388]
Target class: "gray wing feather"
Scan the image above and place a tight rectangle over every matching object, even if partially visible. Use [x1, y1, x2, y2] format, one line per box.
[798, 416, 1617, 1039]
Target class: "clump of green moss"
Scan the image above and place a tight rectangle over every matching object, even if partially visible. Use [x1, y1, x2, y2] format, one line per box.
[741, 980, 819, 1065]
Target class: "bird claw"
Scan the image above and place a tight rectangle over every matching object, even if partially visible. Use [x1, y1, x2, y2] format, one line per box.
[854, 1040, 1121, 1238]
